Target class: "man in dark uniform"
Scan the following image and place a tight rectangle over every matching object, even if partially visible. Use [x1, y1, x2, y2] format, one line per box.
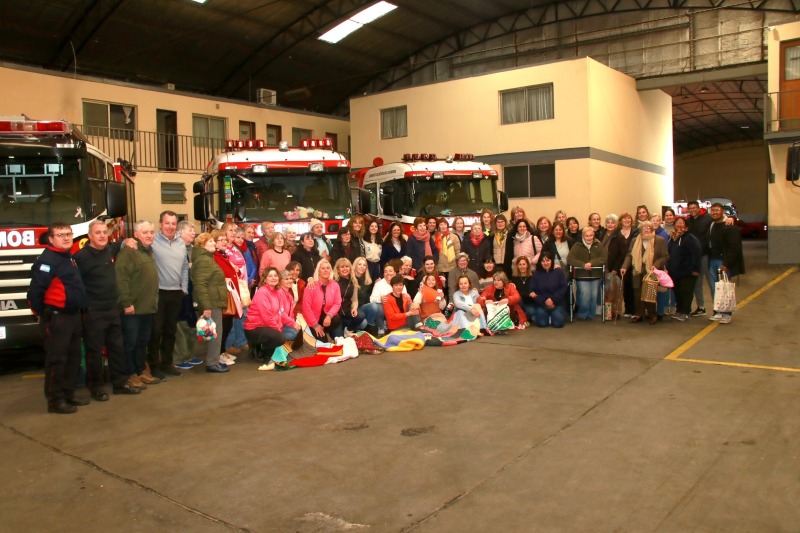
[74, 220, 141, 399]
[27, 222, 88, 414]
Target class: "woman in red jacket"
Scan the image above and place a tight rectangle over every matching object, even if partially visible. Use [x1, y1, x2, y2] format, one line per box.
[479, 271, 526, 327]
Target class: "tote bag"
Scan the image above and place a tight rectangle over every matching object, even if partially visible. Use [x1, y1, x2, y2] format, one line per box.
[713, 271, 737, 313]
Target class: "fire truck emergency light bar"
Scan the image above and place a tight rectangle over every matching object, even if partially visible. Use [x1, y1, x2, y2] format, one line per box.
[0, 119, 71, 133]
[224, 138, 334, 151]
[402, 153, 474, 162]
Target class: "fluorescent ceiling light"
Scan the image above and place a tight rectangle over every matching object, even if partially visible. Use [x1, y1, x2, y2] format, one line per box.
[191, 0, 207, 3]
[319, 1, 397, 44]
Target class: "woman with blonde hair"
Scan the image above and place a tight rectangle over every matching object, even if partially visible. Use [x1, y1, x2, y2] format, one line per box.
[301, 259, 342, 340]
[331, 257, 367, 336]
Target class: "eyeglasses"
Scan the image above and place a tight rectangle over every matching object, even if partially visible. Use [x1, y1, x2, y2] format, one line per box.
[54, 232, 73, 238]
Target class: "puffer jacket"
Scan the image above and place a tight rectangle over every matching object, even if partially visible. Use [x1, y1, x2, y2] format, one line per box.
[190, 246, 228, 311]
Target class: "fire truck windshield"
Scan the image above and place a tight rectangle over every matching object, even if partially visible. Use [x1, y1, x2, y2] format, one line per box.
[0, 157, 84, 227]
[410, 177, 499, 217]
[226, 172, 351, 222]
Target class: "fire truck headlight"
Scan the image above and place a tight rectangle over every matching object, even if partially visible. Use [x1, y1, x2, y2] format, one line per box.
[472, 172, 482, 179]
[279, 141, 289, 151]
[432, 172, 444, 179]
[309, 162, 324, 172]
[252, 164, 268, 173]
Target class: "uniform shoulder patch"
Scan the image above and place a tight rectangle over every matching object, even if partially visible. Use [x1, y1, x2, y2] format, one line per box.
[39, 264, 51, 272]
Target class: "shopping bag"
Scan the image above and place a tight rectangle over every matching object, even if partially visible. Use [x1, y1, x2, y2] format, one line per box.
[237, 276, 251, 307]
[224, 279, 243, 317]
[713, 271, 737, 313]
[486, 301, 514, 332]
[196, 316, 218, 342]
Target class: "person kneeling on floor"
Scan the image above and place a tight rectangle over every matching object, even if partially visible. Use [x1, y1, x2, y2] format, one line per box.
[383, 275, 421, 332]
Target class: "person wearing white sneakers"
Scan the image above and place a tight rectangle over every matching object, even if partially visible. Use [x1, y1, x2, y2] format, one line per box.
[707, 203, 745, 324]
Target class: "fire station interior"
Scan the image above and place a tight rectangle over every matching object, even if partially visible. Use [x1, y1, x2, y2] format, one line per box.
[1, 2, 800, 532]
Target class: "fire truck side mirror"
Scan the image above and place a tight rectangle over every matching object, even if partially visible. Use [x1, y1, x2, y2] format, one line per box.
[194, 194, 209, 221]
[499, 191, 509, 212]
[106, 181, 127, 218]
[192, 181, 205, 194]
[787, 144, 800, 181]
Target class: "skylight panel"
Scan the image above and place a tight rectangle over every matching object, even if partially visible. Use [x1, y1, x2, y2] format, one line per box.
[319, 1, 397, 44]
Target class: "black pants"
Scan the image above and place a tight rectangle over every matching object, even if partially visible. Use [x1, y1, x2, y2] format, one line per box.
[83, 308, 128, 390]
[674, 275, 697, 315]
[41, 311, 83, 405]
[312, 311, 341, 341]
[244, 327, 286, 361]
[147, 289, 184, 370]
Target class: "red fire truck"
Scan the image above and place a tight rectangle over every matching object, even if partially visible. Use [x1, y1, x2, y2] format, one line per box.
[193, 138, 361, 239]
[0, 116, 134, 349]
[348, 153, 508, 231]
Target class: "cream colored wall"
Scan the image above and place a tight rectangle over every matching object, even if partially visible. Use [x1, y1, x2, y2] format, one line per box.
[351, 57, 672, 222]
[587, 61, 674, 170]
[674, 144, 769, 221]
[0, 64, 350, 224]
[767, 23, 800, 230]
[350, 59, 592, 166]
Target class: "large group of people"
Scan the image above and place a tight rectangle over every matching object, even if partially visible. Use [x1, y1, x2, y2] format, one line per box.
[28, 202, 744, 414]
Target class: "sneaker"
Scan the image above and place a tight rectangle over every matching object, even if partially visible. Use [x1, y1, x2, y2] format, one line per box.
[174, 362, 194, 370]
[718, 314, 732, 324]
[187, 358, 203, 365]
[709, 313, 723, 321]
[220, 353, 236, 365]
[206, 363, 230, 373]
[258, 362, 275, 371]
[690, 307, 706, 317]
[671, 314, 686, 322]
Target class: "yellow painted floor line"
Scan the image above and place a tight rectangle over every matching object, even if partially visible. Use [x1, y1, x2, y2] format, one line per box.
[669, 357, 800, 373]
[665, 266, 799, 367]
[21, 374, 44, 379]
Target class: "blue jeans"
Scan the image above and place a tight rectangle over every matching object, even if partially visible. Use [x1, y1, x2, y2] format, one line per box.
[574, 279, 600, 319]
[533, 305, 565, 328]
[359, 303, 385, 330]
[521, 301, 536, 322]
[225, 309, 248, 350]
[332, 311, 367, 337]
[656, 288, 675, 315]
[708, 258, 732, 316]
[281, 325, 299, 340]
[121, 313, 154, 376]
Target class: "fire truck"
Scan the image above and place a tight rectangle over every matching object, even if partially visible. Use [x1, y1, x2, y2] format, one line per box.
[193, 138, 362, 239]
[0, 116, 134, 349]
[348, 153, 509, 231]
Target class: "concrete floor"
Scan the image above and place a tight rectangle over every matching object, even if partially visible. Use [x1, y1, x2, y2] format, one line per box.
[1, 241, 799, 533]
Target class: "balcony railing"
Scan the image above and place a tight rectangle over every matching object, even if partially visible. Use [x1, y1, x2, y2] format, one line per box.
[75, 126, 349, 173]
[764, 91, 800, 137]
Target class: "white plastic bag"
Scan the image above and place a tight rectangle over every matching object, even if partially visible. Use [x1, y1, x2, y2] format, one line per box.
[713, 271, 736, 313]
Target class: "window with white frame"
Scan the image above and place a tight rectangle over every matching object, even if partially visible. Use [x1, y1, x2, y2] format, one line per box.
[500, 84, 554, 125]
[503, 163, 556, 198]
[192, 115, 226, 149]
[82, 101, 136, 140]
[380, 106, 407, 139]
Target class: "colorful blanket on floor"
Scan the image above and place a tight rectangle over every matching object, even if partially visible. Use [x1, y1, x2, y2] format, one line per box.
[271, 330, 360, 368]
[419, 313, 481, 346]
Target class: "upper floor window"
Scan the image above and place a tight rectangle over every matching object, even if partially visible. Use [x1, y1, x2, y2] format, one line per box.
[500, 84, 554, 125]
[82, 101, 136, 140]
[504, 163, 556, 198]
[381, 106, 407, 139]
[292, 128, 312, 146]
[192, 115, 226, 149]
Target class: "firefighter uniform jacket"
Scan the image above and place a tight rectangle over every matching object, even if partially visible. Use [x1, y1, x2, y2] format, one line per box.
[27, 245, 87, 316]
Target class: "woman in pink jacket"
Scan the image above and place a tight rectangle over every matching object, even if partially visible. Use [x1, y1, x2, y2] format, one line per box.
[244, 267, 300, 363]
[301, 259, 342, 341]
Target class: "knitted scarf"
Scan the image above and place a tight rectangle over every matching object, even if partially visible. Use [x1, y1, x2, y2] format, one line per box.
[470, 232, 485, 248]
[413, 228, 433, 257]
[435, 231, 456, 262]
[631, 233, 655, 275]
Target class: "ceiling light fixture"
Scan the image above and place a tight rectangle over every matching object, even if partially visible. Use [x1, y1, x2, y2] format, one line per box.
[699, 86, 710, 93]
[191, 0, 207, 3]
[319, 1, 398, 44]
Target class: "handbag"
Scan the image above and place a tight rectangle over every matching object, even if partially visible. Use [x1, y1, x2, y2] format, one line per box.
[713, 270, 737, 313]
[652, 267, 674, 288]
[237, 276, 251, 307]
[641, 272, 658, 303]
[224, 279, 243, 318]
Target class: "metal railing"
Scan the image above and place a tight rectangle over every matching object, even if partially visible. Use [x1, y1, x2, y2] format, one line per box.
[75, 125, 349, 174]
[764, 91, 800, 135]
